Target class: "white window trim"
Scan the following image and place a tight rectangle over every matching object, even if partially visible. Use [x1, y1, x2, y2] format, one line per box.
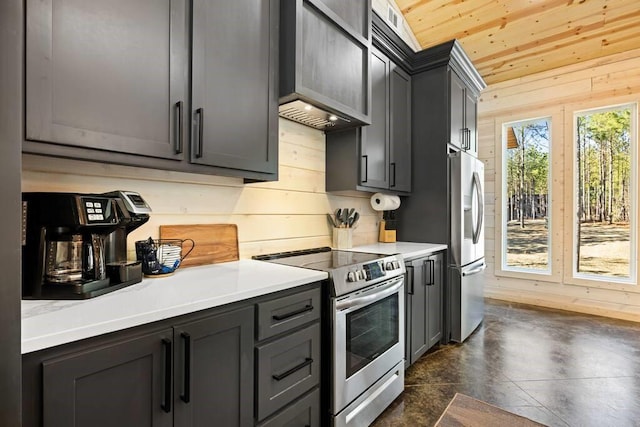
[494, 108, 564, 284]
[564, 102, 638, 288]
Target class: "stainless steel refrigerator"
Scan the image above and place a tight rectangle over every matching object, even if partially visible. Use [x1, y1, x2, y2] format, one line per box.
[448, 151, 486, 342]
[397, 149, 486, 343]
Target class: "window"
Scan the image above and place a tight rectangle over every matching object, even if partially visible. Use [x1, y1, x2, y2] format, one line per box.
[573, 104, 637, 283]
[501, 117, 551, 273]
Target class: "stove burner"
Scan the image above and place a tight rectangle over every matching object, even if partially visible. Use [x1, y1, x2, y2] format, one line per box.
[253, 247, 405, 297]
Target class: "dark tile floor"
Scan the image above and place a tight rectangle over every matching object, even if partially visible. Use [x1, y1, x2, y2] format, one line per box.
[372, 298, 640, 427]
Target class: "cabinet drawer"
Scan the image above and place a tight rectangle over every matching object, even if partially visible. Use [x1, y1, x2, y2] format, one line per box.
[257, 388, 320, 427]
[256, 323, 320, 420]
[257, 287, 321, 340]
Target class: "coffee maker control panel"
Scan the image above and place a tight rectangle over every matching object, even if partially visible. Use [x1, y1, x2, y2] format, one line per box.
[79, 197, 116, 224]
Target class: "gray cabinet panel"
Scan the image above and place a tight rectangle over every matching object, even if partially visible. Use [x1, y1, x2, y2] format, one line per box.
[300, 3, 368, 114]
[449, 72, 465, 150]
[427, 252, 444, 349]
[450, 70, 478, 156]
[258, 388, 320, 427]
[465, 89, 478, 156]
[361, 49, 389, 189]
[257, 287, 321, 341]
[26, 0, 187, 160]
[191, 0, 278, 174]
[389, 64, 411, 192]
[41, 329, 173, 427]
[408, 257, 428, 364]
[174, 306, 254, 427]
[317, 0, 369, 38]
[406, 251, 444, 366]
[326, 48, 411, 195]
[256, 323, 321, 421]
[0, 1, 22, 423]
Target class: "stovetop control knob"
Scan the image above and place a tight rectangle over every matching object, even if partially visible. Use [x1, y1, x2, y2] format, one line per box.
[393, 261, 400, 269]
[347, 271, 356, 282]
[385, 262, 395, 271]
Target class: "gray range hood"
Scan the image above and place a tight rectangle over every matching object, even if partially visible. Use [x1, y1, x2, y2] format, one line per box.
[279, 0, 372, 132]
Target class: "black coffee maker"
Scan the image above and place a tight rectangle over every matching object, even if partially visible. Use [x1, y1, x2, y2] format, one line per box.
[22, 191, 151, 299]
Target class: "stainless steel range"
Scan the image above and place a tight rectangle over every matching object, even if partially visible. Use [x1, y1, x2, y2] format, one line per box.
[254, 247, 405, 427]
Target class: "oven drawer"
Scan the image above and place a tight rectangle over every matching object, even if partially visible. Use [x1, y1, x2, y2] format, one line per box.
[257, 287, 321, 340]
[256, 323, 321, 420]
[257, 388, 320, 427]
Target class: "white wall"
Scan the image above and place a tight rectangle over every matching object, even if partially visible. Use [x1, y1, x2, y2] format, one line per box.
[478, 48, 640, 322]
[22, 119, 380, 260]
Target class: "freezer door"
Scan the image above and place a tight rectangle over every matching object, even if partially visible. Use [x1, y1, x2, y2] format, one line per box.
[450, 152, 485, 267]
[449, 259, 486, 343]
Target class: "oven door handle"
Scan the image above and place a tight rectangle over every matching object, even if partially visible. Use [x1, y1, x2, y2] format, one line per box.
[335, 277, 404, 312]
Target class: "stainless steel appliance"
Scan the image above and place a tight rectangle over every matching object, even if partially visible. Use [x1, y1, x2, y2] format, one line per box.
[397, 149, 486, 343]
[449, 151, 486, 342]
[254, 248, 405, 427]
[22, 191, 151, 299]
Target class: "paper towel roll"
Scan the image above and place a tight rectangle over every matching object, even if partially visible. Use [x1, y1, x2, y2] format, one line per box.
[370, 193, 401, 211]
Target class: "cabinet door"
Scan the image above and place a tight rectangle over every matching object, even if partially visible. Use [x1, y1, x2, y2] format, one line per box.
[449, 71, 465, 150]
[361, 48, 389, 189]
[389, 64, 411, 192]
[26, 0, 187, 160]
[427, 252, 444, 348]
[41, 329, 173, 427]
[408, 256, 429, 365]
[465, 90, 478, 157]
[191, 0, 278, 175]
[174, 306, 254, 427]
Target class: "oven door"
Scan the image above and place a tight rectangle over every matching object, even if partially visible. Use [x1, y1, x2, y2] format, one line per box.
[332, 275, 405, 414]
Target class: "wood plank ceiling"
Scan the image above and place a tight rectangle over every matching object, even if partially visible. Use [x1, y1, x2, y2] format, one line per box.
[394, 0, 640, 85]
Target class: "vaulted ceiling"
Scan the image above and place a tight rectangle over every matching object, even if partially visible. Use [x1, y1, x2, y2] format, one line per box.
[394, 0, 640, 85]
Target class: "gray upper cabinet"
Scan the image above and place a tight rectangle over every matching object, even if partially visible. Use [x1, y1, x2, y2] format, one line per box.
[326, 47, 411, 194]
[25, 0, 188, 161]
[389, 62, 412, 192]
[449, 70, 478, 157]
[190, 0, 278, 175]
[279, 0, 371, 128]
[360, 47, 390, 189]
[24, 0, 278, 181]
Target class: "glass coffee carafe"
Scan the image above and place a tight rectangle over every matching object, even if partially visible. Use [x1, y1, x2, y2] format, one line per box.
[45, 233, 106, 284]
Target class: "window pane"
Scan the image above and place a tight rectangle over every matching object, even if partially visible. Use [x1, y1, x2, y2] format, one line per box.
[502, 118, 551, 272]
[575, 105, 635, 280]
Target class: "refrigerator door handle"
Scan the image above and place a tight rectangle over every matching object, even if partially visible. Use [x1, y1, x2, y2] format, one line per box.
[462, 261, 486, 277]
[472, 171, 484, 244]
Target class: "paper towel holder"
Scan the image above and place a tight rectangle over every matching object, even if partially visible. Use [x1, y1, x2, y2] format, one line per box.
[370, 193, 400, 243]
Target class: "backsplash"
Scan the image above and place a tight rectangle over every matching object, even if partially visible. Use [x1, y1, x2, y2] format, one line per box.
[22, 119, 380, 260]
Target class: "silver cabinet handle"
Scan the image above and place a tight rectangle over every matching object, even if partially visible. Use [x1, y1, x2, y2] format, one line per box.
[336, 277, 403, 311]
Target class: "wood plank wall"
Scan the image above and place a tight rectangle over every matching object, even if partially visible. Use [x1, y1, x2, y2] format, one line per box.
[22, 119, 380, 260]
[478, 47, 640, 322]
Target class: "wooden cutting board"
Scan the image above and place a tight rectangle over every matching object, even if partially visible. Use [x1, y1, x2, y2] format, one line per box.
[159, 224, 239, 267]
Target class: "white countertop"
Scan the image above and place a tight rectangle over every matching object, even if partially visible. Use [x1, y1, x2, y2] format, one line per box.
[349, 242, 447, 261]
[21, 260, 327, 354]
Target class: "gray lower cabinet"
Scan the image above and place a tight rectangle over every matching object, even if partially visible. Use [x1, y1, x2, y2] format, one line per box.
[326, 47, 411, 194]
[37, 329, 175, 427]
[24, 0, 278, 181]
[257, 389, 320, 427]
[405, 251, 444, 367]
[255, 286, 322, 426]
[173, 307, 254, 427]
[22, 283, 321, 427]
